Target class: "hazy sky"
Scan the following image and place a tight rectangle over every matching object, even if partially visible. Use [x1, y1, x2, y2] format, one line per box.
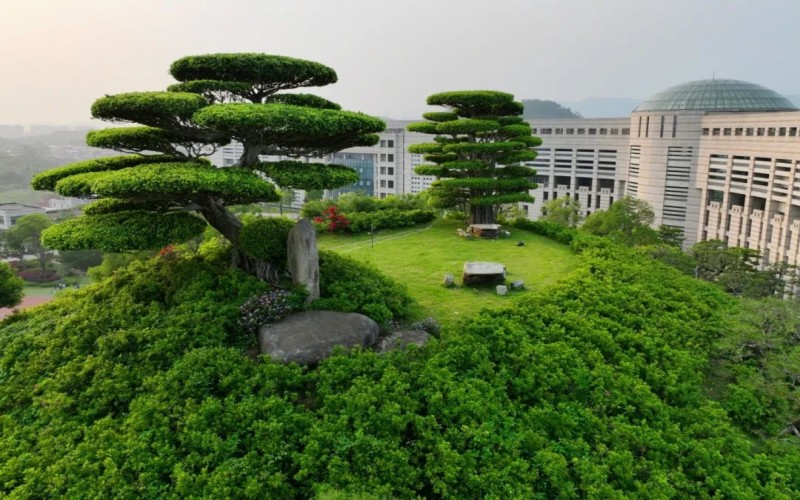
[1, 0, 799, 125]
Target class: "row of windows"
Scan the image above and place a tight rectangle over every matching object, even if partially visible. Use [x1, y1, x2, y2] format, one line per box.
[378, 167, 395, 175]
[702, 126, 800, 137]
[378, 140, 395, 148]
[379, 153, 395, 162]
[534, 127, 630, 136]
[379, 180, 395, 188]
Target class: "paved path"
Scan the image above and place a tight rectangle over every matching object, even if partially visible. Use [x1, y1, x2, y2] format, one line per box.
[0, 295, 53, 320]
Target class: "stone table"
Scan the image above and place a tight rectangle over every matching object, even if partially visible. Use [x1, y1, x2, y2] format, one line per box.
[462, 261, 506, 286]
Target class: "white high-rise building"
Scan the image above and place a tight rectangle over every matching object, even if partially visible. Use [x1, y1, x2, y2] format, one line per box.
[209, 120, 435, 200]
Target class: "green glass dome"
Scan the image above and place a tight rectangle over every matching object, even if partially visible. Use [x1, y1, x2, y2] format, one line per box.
[634, 79, 796, 112]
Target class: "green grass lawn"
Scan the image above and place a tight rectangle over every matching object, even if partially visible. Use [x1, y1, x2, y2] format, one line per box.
[22, 275, 92, 298]
[318, 218, 579, 326]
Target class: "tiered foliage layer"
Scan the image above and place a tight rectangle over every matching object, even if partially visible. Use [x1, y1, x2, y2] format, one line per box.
[408, 91, 541, 224]
[31, 54, 385, 277]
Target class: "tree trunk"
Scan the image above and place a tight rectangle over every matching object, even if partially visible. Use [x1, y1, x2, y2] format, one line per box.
[198, 197, 279, 283]
[236, 144, 263, 167]
[470, 204, 496, 225]
[38, 250, 47, 279]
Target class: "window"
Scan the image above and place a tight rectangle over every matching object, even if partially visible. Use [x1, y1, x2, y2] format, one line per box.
[380, 154, 386, 161]
[702, 128, 710, 136]
[660, 116, 665, 138]
[712, 128, 720, 136]
[387, 167, 394, 175]
[566, 128, 574, 135]
[555, 128, 563, 134]
[387, 140, 394, 147]
[672, 115, 678, 138]
[599, 128, 607, 135]
[790, 127, 797, 136]
[387, 154, 394, 162]
[746, 128, 754, 136]
[540, 128, 552, 134]
[380, 140, 386, 147]
[379, 167, 386, 175]
[779, 127, 787, 136]
[767, 127, 776, 136]
[610, 128, 619, 135]
[379, 180, 386, 188]
[757, 128, 765, 136]
[588, 128, 596, 135]
[577, 128, 585, 134]
[723, 128, 731, 136]
[387, 180, 394, 189]
[621, 128, 630, 135]
[734, 128, 743, 136]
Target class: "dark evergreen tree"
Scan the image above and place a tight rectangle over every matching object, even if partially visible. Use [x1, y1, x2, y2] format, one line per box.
[32, 53, 385, 279]
[408, 91, 541, 225]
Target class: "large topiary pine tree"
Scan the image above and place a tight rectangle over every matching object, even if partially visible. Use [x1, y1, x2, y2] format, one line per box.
[408, 91, 541, 225]
[32, 53, 384, 278]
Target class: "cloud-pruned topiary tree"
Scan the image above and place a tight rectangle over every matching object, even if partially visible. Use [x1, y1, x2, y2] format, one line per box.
[408, 91, 541, 225]
[32, 53, 385, 279]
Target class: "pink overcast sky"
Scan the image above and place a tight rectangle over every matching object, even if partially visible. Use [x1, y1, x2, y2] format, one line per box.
[1, 0, 799, 125]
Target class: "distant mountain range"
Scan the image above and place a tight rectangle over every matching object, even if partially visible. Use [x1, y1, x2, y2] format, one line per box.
[557, 98, 643, 118]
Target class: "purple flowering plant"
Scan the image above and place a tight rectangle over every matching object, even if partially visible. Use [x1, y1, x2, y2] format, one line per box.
[239, 288, 302, 332]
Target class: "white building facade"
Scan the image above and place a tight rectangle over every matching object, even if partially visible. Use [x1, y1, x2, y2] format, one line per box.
[526, 79, 800, 268]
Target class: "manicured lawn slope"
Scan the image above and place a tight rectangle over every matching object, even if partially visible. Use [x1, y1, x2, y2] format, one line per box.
[318, 218, 578, 324]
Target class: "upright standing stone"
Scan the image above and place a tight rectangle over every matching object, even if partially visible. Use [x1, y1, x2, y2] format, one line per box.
[287, 218, 320, 303]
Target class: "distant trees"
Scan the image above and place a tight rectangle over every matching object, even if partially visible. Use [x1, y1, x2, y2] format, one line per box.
[541, 196, 582, 227]
[408, 91, 541, 225]
[5, 213, 52, 277]
[581, 196, 660, 246]
[521, 99, 581, 119]
[0, 262, 23, 308]
[692, 240, 797, 298]
[31, 53, 385, 280]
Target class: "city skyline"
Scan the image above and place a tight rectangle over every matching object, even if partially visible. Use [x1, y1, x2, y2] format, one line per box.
[1, 0, 799, 125]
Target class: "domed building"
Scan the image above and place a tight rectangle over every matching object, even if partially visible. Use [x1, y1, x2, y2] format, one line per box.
[524, 78, 800, 268]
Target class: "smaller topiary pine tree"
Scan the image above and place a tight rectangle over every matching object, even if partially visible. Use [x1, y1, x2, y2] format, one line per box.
[408, 91, 542, 225]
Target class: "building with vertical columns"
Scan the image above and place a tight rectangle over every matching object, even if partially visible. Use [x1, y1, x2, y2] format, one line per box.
[526, 78, 800, 269]
[328, 120, 435, 198]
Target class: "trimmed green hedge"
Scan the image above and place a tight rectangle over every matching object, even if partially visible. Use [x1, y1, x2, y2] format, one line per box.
[346, 209, 435, 233]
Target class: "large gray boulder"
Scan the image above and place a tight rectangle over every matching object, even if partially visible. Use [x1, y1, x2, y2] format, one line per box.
[287, 218, 319, 303]
[259, 310, 379, 365]
[376, 330, 431, 354]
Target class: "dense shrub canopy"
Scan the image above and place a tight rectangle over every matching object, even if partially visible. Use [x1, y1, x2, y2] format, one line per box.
[409, 90, 541, 225]
[302, 192, 435, 233]
[1, 239, 798, 497]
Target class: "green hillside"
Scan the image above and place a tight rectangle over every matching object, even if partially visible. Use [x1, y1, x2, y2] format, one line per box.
[1, 228, 798, 497]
